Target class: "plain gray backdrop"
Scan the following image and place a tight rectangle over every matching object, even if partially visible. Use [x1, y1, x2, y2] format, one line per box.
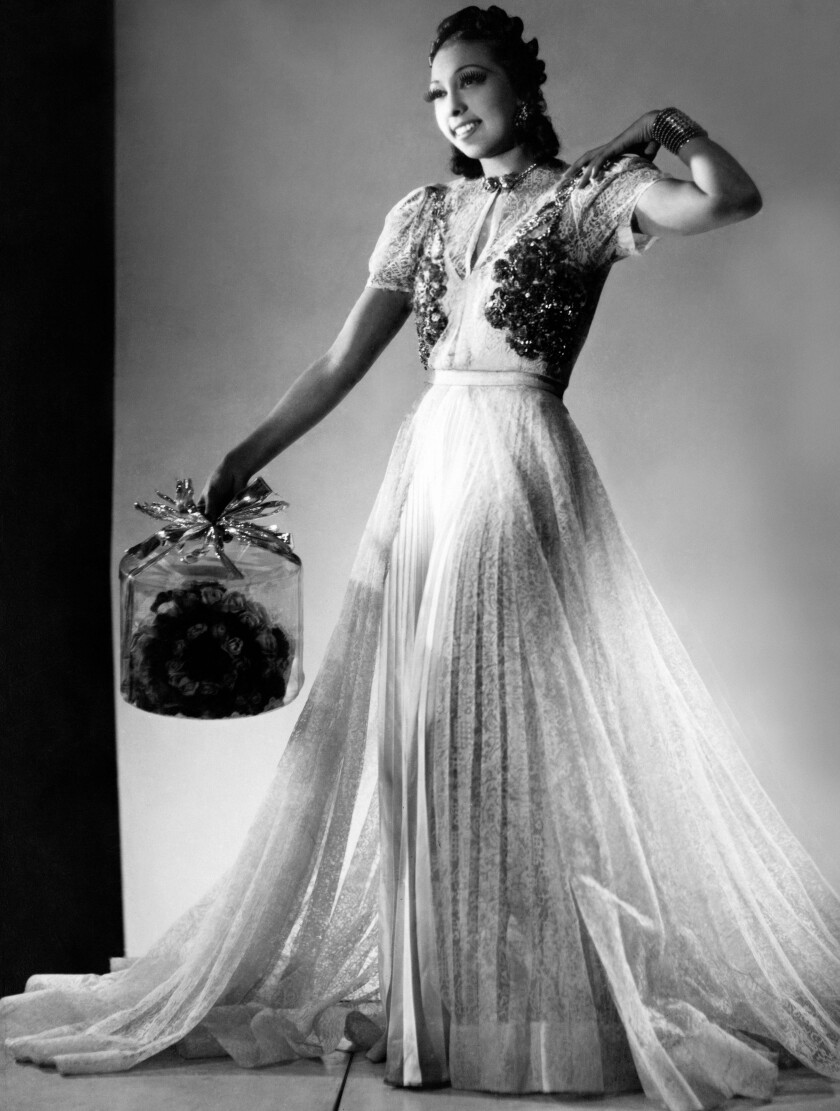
[115, 0, 840, 954]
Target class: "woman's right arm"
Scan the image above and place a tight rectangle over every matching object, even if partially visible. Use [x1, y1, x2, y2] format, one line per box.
[198, 285, 411, 519]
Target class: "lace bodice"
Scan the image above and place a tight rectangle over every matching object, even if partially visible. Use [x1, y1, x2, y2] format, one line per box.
[367, 156, 666, 391]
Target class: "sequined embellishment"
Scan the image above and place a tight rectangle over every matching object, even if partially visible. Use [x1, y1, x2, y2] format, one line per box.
[483, 184, 594, 373]
[485, 238, 591, 368]
[412, 188, 449, 369]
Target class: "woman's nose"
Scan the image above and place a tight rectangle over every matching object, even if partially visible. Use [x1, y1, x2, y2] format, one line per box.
[449, 93, 466, 117]
[449, 84, 467, 108]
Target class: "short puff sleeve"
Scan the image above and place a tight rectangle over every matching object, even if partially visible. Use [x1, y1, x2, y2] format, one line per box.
[366, 185, 437, 294]
[571, 154, 668, 267]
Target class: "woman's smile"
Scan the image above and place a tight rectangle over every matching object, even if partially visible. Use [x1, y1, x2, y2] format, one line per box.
[452, 119, 481, 140]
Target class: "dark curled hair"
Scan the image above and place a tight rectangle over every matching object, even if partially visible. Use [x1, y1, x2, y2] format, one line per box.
[429, 5, 561, 178]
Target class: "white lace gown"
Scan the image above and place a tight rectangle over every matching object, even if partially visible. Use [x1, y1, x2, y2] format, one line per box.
[3, 157, 840, 1110]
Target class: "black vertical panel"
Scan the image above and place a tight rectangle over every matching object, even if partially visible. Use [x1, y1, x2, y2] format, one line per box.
[0, 1, 122, 995]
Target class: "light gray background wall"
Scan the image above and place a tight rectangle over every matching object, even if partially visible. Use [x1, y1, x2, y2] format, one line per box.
[116, 0, 840, 954]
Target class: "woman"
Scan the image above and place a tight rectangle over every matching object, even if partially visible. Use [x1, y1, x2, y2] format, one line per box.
[3, 6, 839, 1108]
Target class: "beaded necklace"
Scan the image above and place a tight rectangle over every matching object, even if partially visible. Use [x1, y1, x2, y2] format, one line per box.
[481, 160, 541, 193]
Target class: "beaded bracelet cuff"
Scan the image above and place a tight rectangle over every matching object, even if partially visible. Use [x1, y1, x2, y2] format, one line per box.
[651, 107, 708, 155]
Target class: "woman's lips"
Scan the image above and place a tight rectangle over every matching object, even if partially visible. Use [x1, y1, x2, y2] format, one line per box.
[452, 120, 480, 140]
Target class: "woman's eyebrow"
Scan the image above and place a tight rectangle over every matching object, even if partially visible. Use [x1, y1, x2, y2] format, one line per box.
[429, 63, 490, 85]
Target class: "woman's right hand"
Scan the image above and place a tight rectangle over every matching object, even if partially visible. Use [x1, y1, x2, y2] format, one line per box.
[197, 456, 252, 522]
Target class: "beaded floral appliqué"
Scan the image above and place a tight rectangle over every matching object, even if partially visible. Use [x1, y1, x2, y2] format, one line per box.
[413, 255, 448, 369]
[412, 188, 448, 369]
[484, 205, 594, 373]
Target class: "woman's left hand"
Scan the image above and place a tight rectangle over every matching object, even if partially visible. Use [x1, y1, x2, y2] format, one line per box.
[560, 112, 660, 189]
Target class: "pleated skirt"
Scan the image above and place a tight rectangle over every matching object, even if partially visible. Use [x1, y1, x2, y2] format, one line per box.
[3, 374, 840, 1111]
[374, 374, 840, 1101]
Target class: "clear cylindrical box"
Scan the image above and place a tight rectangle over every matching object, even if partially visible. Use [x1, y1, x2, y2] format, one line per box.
[119, 481, 303, 719]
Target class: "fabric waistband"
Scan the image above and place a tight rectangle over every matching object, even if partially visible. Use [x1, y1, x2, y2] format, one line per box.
[426, 368, 566, 401]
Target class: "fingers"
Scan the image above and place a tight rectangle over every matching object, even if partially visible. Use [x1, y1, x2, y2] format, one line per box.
[559, 150, 593, 187]
[197, 467, 251, 523]
[203, 496, 223, 523]
[196, 480, 210, 517]
[559, 145, 618, 189]
[196, 478, 223, 522]
[576, 153, 605, 189]
[559, 119, 662, 190]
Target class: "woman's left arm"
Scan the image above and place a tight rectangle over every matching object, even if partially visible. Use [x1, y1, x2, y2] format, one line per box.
[561, 110, 763, 236]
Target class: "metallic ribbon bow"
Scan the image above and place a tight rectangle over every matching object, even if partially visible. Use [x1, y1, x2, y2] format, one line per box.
[125, 477, 297, 581]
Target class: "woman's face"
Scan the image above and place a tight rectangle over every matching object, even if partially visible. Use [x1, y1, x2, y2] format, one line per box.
[427, 39, 520, 164]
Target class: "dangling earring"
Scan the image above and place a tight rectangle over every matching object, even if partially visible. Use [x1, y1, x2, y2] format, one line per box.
[513, 100, 533, 136]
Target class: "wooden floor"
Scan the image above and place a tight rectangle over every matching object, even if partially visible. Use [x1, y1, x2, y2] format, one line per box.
[3, 1047, 839, 1111]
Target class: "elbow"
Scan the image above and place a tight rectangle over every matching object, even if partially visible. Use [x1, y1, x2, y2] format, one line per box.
[321, 345, 366, 393]
[707, 186, 763, 227]
[738, 185, 763, 219]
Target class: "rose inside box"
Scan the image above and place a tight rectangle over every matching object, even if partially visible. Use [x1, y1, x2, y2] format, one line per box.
[119, 478, 303, 719]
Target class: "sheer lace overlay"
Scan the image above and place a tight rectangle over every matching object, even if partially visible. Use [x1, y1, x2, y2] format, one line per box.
[4, 158, 839, 1108]
[367, 157, 663, 385]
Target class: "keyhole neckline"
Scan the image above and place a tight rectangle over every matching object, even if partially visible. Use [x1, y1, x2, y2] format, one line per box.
[465, 189, 503, 276]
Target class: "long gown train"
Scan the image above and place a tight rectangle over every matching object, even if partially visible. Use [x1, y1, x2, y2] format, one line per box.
[5, 381, 840, 1108]
[3, 157, 840, 1110]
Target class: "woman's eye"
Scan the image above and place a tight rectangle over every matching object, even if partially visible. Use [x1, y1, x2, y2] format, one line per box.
[459, 70, 487, 88]
[423, 70, 486, 102]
